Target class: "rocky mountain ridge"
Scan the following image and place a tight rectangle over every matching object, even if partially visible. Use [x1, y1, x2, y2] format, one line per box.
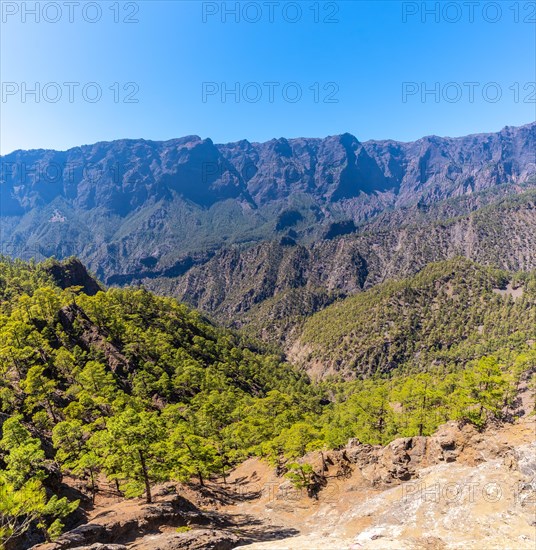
[3, 123, 534, 214]
[147, 192, 536, 339]
[1, 123, 534, 285]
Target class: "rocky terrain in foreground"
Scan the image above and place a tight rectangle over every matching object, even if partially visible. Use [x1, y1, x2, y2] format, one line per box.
[34, 401, 535, 550]
[234, 419, 536, 550]
[3, 256, 533, 550]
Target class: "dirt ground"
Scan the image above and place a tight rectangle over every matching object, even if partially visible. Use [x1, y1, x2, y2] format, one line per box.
[35, 393, 535, 550]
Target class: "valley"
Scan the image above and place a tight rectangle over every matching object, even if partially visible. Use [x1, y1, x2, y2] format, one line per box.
[4, 1, 535, 547]
[0, 123, 535, 549]
[0, 253, 534, 549]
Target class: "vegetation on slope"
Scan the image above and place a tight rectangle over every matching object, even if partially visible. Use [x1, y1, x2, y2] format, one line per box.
[0, 257, 534, 548]
[296, 257, 536, 377]
[159, 190, 536, 343]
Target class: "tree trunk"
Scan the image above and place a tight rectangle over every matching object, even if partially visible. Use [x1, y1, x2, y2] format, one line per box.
[46, 399, 58, 423]
[138, 449, 152, 503]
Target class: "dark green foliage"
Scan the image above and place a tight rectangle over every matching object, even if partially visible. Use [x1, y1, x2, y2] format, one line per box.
[298, 258, 536, 377]
[0, 255, 534, 547]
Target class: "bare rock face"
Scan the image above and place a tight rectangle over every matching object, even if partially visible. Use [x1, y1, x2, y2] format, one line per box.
[1, 123, 534, 286]
[337, 421, 493, 487]
[62, 530, 241, 550]
[217, 124, 536, 205]
[233, 419, 536, 550]
[70, 545, 127, 550]
[44, 258, 102, 296]
[57, 304, 130, 377]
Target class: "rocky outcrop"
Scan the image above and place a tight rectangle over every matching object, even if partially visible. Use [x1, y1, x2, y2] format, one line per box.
[44, 258, 102, 296]
[33, 494, 209, 550]
[57, 304, 130, 377]
[129, 528, 241, 549]
[232, 417, 536, 550]
[54, 530, 244, 550]
[341, 422, 486, 485]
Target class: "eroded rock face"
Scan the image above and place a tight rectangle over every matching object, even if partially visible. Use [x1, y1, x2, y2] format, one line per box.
[1, 124, 534, 285]
[57, 304, 130, 377]
[53, 530, 242, 550]
[44, 258, 102, 296]
[71, 545, 127, 550]
[307, 421, 514, 489]
[233, 420, 536, 550]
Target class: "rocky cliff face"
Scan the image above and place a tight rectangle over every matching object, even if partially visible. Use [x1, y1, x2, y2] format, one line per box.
[0, 136, 251, 217]
[217, 123, 536, 206]
[1, 124, 534, 284]
[3, 123, 534, 215]
[43, 258, 102, 296]
[146, 192, 536, 335]
[3, 124, 534, 214]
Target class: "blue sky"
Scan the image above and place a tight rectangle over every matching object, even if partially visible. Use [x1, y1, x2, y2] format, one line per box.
[1, 0, 534, 153]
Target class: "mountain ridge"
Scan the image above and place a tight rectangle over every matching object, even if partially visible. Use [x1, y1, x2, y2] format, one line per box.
[1, 123, 535, 344]
[2, 122, 534, 213]
[289, 257, 536, 378]
[1, 123, 534, 284]
[5, 121, 533, 155]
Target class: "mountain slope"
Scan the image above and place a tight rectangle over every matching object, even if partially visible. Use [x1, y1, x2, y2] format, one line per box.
[1, 123, 534, 284]
[290, 258, 536, 379]
[144, 191, 536, 343]
[1, 257, 534, 549]
[0, 257, 319, 548]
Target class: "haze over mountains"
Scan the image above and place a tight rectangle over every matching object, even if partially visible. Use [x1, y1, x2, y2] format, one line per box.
[1, 122, 535, 343]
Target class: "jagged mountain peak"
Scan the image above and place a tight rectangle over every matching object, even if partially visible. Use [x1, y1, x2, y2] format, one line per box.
[1, 123, 534, 286]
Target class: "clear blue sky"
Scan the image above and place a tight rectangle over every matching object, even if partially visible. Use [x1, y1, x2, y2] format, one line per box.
[1, 0, 534, 153]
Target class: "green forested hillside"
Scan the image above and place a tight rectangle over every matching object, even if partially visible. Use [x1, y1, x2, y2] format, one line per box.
[163, 190, 536, 342]
[295, 258, 536, 378]
[0, 257, 534, 548]
[0, 257, 320, 546]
